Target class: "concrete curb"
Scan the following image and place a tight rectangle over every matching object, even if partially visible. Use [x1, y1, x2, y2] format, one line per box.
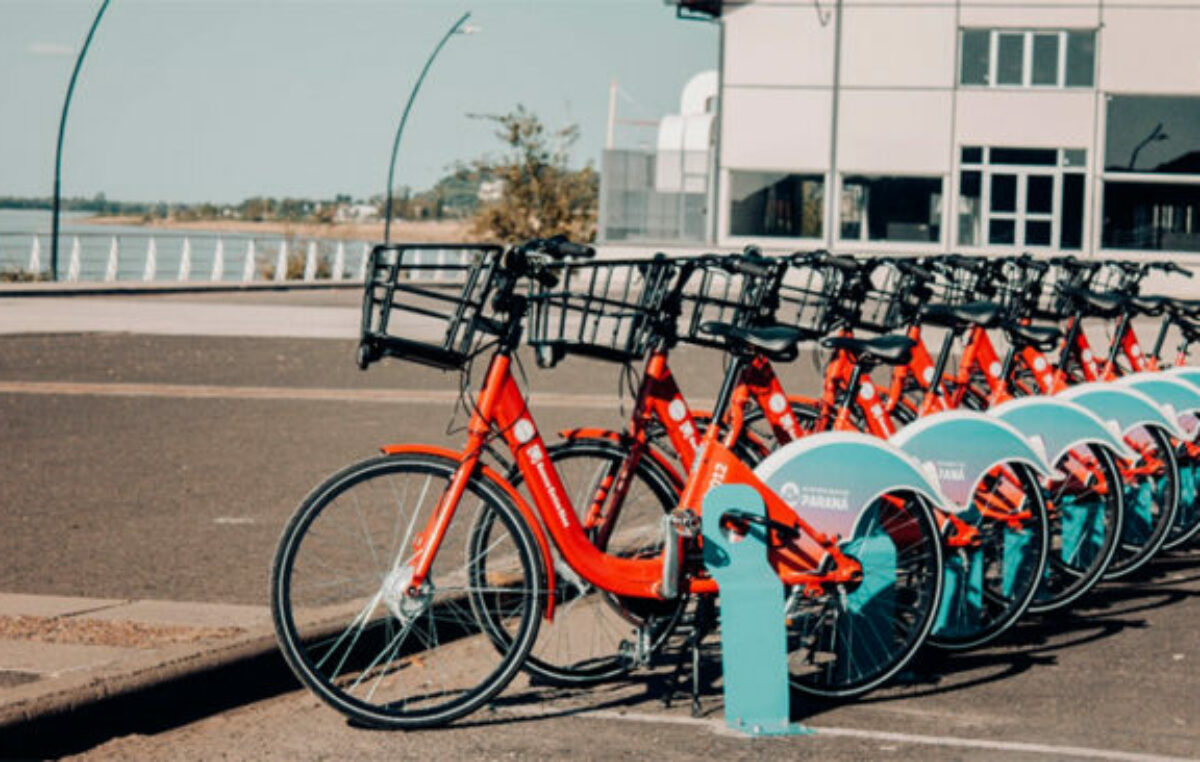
[0, 624, 281, 732]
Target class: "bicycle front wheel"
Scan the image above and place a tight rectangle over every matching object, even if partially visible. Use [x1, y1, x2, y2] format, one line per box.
[271, 453, 543, 729]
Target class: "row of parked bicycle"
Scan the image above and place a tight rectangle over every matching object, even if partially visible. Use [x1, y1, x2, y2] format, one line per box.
[269, 236, 1200, 729]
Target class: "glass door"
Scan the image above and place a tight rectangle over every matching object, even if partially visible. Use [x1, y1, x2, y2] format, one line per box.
[985, 170, 1059, 248]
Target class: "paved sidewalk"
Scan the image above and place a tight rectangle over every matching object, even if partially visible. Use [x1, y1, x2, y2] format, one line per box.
[0, 297, 360, 339]
[0, 593, 274, 730]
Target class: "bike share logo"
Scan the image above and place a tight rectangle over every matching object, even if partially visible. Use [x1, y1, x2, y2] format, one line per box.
[781, 482, 850, 512]
[935, 460, 967, 484]
[769, 393, 800, 439]
[707, 462, 728, 492]
[514, 418, 536, 444]
[515, 419, 571, 529]
[668, 396, 702, 450]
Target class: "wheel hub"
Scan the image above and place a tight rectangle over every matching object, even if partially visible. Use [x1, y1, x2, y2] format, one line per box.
[381, 567, 433, 624]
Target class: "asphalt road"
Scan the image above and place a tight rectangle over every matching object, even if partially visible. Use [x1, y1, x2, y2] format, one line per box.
[0, 330, 783, 604]
[2, 293, 1199, 760]
[58, 550, 1200, 760]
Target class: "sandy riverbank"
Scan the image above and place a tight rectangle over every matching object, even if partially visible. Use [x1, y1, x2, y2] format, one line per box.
[84, 215, 472, 243]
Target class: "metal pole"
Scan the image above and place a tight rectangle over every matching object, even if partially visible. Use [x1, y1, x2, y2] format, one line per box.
[383, 10, 472, 244]
[52, 0, 113, 282]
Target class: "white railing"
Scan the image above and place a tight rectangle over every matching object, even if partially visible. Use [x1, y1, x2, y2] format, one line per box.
[0, 232, 380, 284]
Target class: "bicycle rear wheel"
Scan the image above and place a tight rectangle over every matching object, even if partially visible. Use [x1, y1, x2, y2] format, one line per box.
[1106, 425, 1179, 578]
[1163, 438, 1200, 550]
[927, 462, 1049, 650]
[786, 490, 944, 698]
[1030, 443, 1124, 613]
[271, 453, 543, 729]
[498, 437, 685, 686]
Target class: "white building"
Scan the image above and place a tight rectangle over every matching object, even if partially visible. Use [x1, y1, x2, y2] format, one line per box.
[658, 0, 1200, 256]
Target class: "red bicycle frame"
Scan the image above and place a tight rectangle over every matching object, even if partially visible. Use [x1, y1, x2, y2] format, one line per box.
[385, 349, 860, 609]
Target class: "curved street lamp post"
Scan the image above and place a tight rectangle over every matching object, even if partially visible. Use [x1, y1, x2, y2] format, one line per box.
[383, 10, 477, 244]
[52, 0, 113, 281]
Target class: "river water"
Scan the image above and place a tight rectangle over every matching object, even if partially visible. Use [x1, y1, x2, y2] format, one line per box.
[0, 209, 374, 282]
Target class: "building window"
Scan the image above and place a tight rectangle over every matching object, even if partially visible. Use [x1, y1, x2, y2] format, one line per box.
[729, 172, 824, 238]
[1105, 96, 1200, 174]
[959, 29, 1095, 88]
[1100, 96, 1200, 252]
[839, 177, 942, 243]
[1102, 183, 1200, 252]
[958, 147, 1086, 249]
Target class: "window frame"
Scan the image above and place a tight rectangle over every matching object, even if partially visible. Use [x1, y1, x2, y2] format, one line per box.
[956, 146, 1088, 252]
[724, 169, 827, 244]
[836, 174, 945, 246]
[959, 28, 1095, 90]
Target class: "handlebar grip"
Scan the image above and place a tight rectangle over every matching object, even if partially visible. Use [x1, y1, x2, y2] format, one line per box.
[726, 254, 775, 278]
[1157, 261, 1193, 278]
[553, 240, 595, 259]
[542, 234, 595, 260]
[895, 258, 934, 282]
[801, 250, 860, 273]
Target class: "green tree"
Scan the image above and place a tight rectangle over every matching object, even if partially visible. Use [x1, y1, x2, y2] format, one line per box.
[468, 106, 598, 243]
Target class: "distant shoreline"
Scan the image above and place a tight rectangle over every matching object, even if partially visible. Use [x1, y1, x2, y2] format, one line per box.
[83, 215, 471, 243]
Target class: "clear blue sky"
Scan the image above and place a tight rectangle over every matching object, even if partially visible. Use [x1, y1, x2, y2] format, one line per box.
[1, 0, 717, 204]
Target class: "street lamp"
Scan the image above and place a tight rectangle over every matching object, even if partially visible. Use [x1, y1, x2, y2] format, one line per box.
[383, 11, 478, 243]
[1128, 122, 1169, 171]
[51, 0, 113, 281]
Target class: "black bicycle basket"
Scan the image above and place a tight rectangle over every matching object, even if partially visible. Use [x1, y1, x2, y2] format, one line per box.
[927, 258, 988, 306]
[675, 256, 780, 349]
[358, 243, 503, 370]
[842, 260, 920, 332]
[527, 257, 677, 367]
[775, 257, 847, 336]
[1028, 260, 1088, 320]
[1087, 261, 1139, 295]
[990, 259, 1039, 318]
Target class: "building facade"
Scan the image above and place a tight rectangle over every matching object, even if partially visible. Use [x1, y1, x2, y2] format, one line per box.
[673, 0, 1200, 256]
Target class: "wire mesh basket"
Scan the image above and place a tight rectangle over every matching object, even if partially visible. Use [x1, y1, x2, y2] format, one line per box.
[774, 258, 847, 336]
[840, 260, 921, 333]
[927, 257, 988, 306]
[1087, 261, 1139, 295]
[989, 259, 1039, 317]
[1028, 261, 1087, 319]
[358, 243, 503, 370]
[675, 257, 781, 349]
[527, 257, 677, 367]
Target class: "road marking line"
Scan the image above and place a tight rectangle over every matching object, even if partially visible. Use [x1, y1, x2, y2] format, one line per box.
[0, 381, 631, 409]
[582, 710, 1193, 761]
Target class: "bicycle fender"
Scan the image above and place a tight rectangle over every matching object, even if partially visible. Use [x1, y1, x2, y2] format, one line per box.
[991, 396, 1134, 464]
[754, 431, 948, 540]
[1058, 383, 1185, 440]
[1117, 374, 1200, 439]
[556, 427, 685, 489]
[378, 444, 558, 620]
[1164, 367, 1200, 389]
[888, 411, 1051, 512]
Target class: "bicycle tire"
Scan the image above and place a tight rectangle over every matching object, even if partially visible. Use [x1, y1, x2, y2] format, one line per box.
[271, 453, 543, 729]
[1163, 438, 1200, 550]
[786, 490, 945, 698]
[926, 462, 1050, 650]
[1105, 424, 1179, 578]
[1029, 443, 1125, 613]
